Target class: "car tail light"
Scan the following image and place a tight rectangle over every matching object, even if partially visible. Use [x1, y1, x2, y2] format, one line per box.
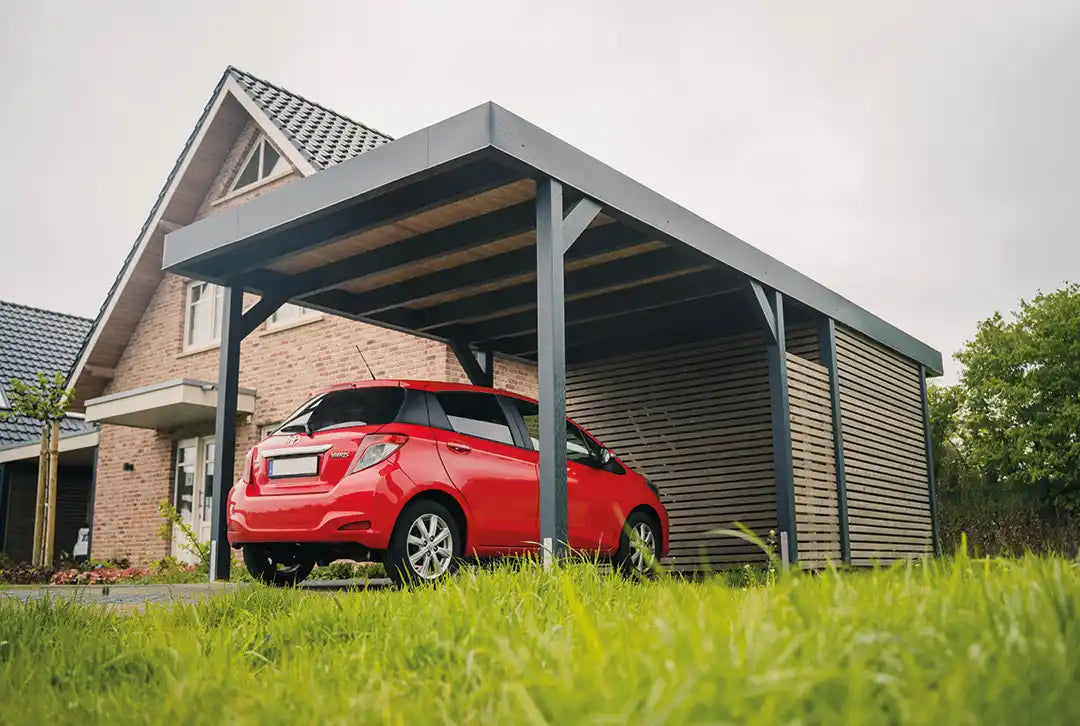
[349, 434, 408, 474]
[240, 448, 255, 484]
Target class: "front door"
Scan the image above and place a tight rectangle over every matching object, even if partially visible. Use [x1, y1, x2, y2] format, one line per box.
[172, 436, 215, 563]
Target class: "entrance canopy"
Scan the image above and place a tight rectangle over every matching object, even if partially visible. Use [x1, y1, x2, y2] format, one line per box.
[163, 102, 941, 374]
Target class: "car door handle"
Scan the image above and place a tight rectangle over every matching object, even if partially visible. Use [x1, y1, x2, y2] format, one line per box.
[447, 442, 472, 454]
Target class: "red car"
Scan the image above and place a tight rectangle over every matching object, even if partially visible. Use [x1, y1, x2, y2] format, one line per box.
[228, 380, 668, 585]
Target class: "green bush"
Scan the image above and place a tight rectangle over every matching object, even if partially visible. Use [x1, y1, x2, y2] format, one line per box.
[938, 485, 1080, 557]
[309, 560, 386, 580]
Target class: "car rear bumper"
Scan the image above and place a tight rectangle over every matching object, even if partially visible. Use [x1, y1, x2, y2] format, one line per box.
[226, 471, 409, 550]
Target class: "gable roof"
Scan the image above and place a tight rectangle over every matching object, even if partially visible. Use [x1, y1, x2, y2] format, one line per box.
[229, 68, 393, 170]
[0, 301, 94, 445]
[67, 67, 394, 409]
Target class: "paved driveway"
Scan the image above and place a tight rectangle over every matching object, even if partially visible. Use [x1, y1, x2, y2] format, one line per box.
[0, 579, 392, 607]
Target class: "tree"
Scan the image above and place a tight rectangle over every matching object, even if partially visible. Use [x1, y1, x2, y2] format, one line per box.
[0, 372, 73, 565]
[926, 383, 978, 493]
[955, 282, 1080, 506]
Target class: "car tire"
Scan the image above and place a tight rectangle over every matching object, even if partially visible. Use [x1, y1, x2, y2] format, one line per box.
[384, 499, 462, 587]
[242, 544, 315, 587]
[613, 510, 661, 577]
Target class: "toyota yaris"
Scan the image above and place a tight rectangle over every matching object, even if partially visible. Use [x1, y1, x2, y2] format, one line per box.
[227, 380, 668, 585]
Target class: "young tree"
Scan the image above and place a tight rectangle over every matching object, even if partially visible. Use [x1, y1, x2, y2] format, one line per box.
[0, 372, 73, 565]
[956, 282, 1080, 506]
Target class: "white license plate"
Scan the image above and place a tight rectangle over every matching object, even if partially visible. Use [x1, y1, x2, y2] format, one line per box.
[268, 455, 319, 478]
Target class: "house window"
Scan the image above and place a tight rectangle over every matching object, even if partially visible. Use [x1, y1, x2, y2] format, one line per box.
[0, 386, 8, 409]
[184, 280, 223, 349]
[229, 136, 289, 194]
[268, 302, 319, 328]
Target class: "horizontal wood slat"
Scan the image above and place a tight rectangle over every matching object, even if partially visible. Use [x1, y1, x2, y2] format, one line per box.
[568, 334, 776, 570]
[836, 325, 931, 565]
[786, 324, 820, 363]
[786, 353, 840, 567]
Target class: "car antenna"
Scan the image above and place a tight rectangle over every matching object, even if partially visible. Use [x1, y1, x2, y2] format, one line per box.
[355, 345, 377, 380]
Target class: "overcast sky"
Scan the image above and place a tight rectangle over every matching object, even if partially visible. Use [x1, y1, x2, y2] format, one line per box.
[1, 1, 1078, 380]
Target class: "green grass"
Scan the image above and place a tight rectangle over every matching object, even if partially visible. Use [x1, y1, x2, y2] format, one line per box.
[1, 554, 1078, 725]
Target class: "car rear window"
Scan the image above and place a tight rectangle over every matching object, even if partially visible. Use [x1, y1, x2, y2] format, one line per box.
[278, 387, 405, 434]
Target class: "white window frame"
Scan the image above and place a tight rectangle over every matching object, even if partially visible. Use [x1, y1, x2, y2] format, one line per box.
[266, 302, 322, 332]
[0, 386, 8, 409]
[221, 135, 291, 200]
[183, 280, 223, 352]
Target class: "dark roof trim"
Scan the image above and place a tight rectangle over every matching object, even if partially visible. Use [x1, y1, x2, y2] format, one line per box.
[164, 102, 943, 374]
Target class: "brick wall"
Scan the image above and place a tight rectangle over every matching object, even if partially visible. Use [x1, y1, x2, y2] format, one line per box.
[89, 120, 540, 563]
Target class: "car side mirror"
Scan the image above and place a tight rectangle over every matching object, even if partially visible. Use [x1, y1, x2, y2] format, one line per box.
[599, 449, 613, 465]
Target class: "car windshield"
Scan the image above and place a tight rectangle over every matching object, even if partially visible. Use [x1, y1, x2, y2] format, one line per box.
[277, 387, 404, 434]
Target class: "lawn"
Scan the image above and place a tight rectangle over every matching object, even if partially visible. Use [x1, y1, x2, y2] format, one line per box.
[1, 553, 1078, 725]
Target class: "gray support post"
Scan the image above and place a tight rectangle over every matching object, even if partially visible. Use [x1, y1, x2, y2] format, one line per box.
[818, 318, 850, 564]
[919, 365, 941, 556]
[210, 285, 244, 582]
[85, 446, 99, 559]
[0, 464, 8, 551]
[765, 290, 797, 565]
[536, 177, 568, 564]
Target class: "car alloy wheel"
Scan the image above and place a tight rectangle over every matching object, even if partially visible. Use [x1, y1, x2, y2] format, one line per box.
[406, 512, 454, 580]
[629, 521, 657, 573]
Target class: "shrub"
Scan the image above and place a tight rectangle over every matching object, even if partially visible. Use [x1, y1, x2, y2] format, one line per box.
[0, 561, 56, 585]
[157, 500, 210, 570]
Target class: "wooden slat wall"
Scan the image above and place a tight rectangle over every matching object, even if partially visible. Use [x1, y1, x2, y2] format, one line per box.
[785, 324, 820, 362]
[835, 326, 933, 564]
[786, 353, 841, 567]
[566, 332, 775, 571]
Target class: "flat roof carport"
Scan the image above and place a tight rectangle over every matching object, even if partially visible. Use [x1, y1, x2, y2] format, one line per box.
[164, 102, 942, 580]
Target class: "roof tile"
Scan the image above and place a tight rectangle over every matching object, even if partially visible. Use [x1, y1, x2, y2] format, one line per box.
[228, 68, 394, 170]
[0, 301, 95, 446]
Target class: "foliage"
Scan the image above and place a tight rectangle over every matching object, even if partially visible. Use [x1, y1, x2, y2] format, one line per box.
[2, 556, 1080, 724]
[938, 485, 1080, 557]
[0, 561, 56, 585]
[157, 500, 210, 571]
[0, 371, 73, 424]
[310, 560, 386, 580]
[927, 383, 981, 494]
[0, 555, 203, 587]
[50, 565, 149, 585]
[954, 282, 1080, 506]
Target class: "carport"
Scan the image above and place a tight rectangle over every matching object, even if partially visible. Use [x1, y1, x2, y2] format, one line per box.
[163, 102, 943, 581]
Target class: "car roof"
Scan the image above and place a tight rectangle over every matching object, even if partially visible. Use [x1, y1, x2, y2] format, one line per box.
[307, 378, 537, 403]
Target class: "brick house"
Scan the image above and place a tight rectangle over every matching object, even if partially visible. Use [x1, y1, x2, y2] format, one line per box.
[67, 68, 536, 563]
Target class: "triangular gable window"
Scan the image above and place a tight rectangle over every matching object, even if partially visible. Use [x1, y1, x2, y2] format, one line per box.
[228, 136, 290, 194]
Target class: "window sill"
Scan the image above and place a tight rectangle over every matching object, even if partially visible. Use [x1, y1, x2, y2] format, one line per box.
[211, 169, 292, 208]
[178, 341, 221, 358]
[260, 313, 324, 337]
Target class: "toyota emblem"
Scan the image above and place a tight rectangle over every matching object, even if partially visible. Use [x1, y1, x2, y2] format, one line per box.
[286, 434, 301, 445]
